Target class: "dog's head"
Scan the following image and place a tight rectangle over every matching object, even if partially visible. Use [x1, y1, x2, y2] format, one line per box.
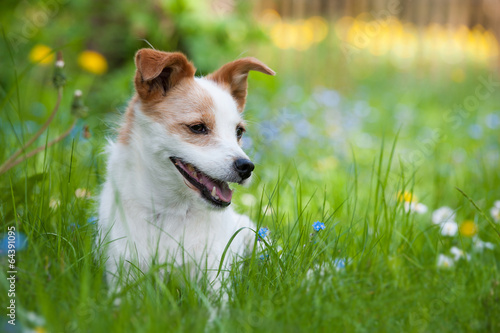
[129, 49, 275, 208]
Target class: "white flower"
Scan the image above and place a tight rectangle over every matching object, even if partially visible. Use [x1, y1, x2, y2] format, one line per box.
[416, 203, 428, 214]
[432, 206, 456, 224]
[26, 311, 46, 326]
[490, 200, 500, 222]
[240, 193, 257, 207]
[306, 263, 327, 279]
[306, 259, 347, 279]
[404, 201, 428, 214]
[75, 188, 91, 199]
[49, 198, 60, 209]
[437, 254, 454, 268]
[449, 246, 471, 261]
[277, 245, 283, 259]
[440, 221, 458, 236]
[473, 236, 495, 251]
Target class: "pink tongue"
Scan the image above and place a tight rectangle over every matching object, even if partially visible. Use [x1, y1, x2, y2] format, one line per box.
[200, 174, 233, 202]
[177, 161, 233, 202]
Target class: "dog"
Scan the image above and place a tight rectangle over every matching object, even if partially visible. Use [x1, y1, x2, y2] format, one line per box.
[98, 48, 275, 292]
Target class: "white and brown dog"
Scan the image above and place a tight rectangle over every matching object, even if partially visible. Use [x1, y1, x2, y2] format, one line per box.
[98, 49, 275, 290]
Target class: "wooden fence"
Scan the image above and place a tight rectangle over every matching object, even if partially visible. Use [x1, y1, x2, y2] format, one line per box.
[256, 0, 500, 34]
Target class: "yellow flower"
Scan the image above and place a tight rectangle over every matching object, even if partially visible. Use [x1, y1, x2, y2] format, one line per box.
[78, 50, 108, 75]
[29, 44, 54, 65]
[459, 220, 478, 237]
[398, 190, 416, 203]
[34, 327, 47, 333]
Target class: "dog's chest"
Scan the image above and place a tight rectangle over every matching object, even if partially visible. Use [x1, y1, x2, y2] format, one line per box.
[127, 207, 240, 267]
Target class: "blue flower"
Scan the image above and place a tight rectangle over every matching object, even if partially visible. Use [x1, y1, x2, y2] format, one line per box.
[0, 232, 28, 255]
[259, 254, 269, 261]
[259, 121, 280, 142]
[68, 223, 81, 230]
[87, 216, 98, 225]
[312, 221, 326, 231]
[68, 216, 98, 231]
[258, 227, 269, 240]
[334, 259, 346, 270]
[294, 119, 311, 138]
[313, 88, 341, 108]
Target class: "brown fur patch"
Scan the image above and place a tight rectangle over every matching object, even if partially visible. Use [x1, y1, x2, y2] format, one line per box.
[207, 57, 275, 112]
[134, 49, 196, 102]
[120, 51, 273, 146]
[141, 78, 218, 146]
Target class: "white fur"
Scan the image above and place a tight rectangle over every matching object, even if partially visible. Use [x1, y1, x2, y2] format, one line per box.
[98, 77, 256, 290]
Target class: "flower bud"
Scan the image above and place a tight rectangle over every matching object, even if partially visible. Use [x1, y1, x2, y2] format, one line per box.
[71, 89, 89, 118]
[52, 51, 66, 88]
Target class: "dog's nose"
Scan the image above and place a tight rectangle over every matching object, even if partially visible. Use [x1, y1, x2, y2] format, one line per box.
[233, 158, 254, 180]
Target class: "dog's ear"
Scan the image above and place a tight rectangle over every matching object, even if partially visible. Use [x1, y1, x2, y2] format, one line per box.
[207, 58, 275, 112]
[134, 49, 196, 101]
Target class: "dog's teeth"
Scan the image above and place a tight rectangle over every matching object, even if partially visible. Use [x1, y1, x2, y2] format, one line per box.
[211, 186, 217, 197]
[214, 194, 219, 200]
[192, 171, 197, 179]
[187, 164, 195, 172]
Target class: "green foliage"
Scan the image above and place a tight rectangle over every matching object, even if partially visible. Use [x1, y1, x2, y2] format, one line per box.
[0, 1, 500, 332]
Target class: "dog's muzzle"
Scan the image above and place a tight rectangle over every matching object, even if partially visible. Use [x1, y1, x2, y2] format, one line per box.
[233, 158, 254, 180]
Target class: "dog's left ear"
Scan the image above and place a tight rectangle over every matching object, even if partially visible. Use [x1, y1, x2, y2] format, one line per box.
[207, 58, 275, 112]
[134, 49, 196, 101]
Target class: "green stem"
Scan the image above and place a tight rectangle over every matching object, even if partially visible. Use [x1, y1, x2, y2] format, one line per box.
[0, 87, 63, 174]
[0, 118, 77, 175]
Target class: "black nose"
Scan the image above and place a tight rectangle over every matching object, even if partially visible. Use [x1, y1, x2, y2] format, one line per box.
[233, 158, 254, 180]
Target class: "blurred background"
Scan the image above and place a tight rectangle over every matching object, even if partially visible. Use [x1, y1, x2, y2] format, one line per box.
[1, 0, 499, 204]
[2, 0, 499, 96]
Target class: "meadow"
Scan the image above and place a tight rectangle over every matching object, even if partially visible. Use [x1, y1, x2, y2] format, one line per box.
[1, 2, 500, 332]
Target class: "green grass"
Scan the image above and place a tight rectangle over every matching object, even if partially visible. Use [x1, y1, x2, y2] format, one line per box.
[1, 42, 500, 332]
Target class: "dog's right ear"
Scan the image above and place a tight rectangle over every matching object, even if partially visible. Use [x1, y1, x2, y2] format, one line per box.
[134, 49, 196, 101]
[207, 57, 275, 112]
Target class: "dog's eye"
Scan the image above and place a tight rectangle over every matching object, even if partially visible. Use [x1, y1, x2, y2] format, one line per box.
[189, 124, 208, 134]
[236, 126, 245, 140]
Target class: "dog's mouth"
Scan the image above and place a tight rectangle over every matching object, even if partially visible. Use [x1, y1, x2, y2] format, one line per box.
[170, 157, 233, 207]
